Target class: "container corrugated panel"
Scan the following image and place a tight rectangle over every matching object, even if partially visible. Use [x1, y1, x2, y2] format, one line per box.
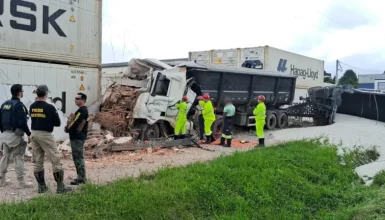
[0, 59, 100, 115]
[211, 49, 238, 67]
[188, 51, 211, 65]
[0, 0, 102, 66]
[239, 47, 265, 69]
[264, 46, 324, 88]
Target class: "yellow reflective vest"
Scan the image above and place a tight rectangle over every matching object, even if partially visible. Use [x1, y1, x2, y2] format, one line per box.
[253, 102, 266, 121]
[175, 101, 188, 120]
[202, 100, 215, 121]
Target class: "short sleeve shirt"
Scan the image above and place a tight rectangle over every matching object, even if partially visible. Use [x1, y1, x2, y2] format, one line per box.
[224, 104, 235, 117]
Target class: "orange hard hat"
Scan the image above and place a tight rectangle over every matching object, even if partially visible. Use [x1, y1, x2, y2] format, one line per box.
[197, 96, 203, 100]
[182, 96, 188, 101]
[258, 95, 265, 101]
[202, 94, 210, 100]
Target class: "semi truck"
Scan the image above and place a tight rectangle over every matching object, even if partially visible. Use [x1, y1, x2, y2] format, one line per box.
[189, 46, 325, 103]
[97, 59, 297, 140]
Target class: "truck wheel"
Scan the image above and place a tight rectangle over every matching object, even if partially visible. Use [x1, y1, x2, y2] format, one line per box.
[266, 114, 277, 130]
[277, 113, 288, 129]
[140, 124, 160, 141]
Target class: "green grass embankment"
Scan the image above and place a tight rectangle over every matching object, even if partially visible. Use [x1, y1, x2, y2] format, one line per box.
[0, 140, 384, 220]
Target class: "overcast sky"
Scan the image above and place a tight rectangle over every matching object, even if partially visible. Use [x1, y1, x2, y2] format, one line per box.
[101, 0, 384, 77]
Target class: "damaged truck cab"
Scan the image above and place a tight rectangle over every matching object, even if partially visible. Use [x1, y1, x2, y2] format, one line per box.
[97, 59, 197, 141]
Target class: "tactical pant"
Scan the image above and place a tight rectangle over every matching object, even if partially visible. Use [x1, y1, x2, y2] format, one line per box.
[31, 130, 63, 173]
[221, 117, 233, 139]
[0, 133, 27, 181]
[255, 119, 265, 138]
[174, 119, 187, 135]
[198, 115, 204, 140]
[70, 140, 86, 181]
[204, 119, 215, 135]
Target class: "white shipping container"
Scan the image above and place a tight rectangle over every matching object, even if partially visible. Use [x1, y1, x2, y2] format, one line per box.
[0, 59, 100, 115]
[263, 46, 324, 89]
[189, 46, 325, 89]
[0, 0, 102, 66]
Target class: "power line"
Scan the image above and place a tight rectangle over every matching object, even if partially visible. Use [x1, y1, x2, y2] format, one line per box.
[339, 61, 384, 73]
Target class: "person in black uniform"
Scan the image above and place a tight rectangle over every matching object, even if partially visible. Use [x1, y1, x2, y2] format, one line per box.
[0, 84, 32, 188]
[30, 85, 72, 193]
[65, 93, 89, 185]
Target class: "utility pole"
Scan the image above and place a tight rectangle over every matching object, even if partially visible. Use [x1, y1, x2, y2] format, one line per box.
[335, 60, 342, 85]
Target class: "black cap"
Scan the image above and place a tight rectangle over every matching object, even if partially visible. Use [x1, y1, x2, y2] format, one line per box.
[36, 85, 49, 94]
[10, 84, 23, 96]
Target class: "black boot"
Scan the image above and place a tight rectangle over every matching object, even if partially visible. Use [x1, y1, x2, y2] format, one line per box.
[174, 135, 179, 140]
[34, 171, 49, 193]
[210, 134, 216, 143]
[205, 135, 211, 144]
[53, 170, 72, 194]
[218, 137, 225, 146]
[259, 138, 265, 147]
[225, 139, 232, 148]
[180, 134, 186, 139]
[70, 179, 86, 186]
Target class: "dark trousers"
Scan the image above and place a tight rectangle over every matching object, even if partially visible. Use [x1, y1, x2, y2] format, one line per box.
[222, 117, 233, 139]
[198, 114, 205, 140]
[70, 140, 86, 181]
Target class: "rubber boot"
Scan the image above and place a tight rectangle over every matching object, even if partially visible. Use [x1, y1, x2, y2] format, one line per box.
[259, 138, 265, 147]
[218, 137, 225, 146]
[225, 139, 232, 148]
[17, 178, 33, 189]
[180, 134, 186, 139]
[0, 174, 6, 187]
[53, 170, 72, 194]
[205, 135, 211, 144]
[210, 134, 216, 143]
[174, 135, 179, 140]
[34, 171, 49, 193]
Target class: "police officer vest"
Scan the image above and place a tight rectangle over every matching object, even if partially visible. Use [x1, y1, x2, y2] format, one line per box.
[1, 99, 23, 131]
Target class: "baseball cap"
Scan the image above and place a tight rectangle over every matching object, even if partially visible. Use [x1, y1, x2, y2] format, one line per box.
[36, 85, 49, 94]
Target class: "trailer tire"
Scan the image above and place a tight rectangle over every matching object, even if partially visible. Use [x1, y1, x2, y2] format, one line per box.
[140, 124, 160, 141]
[277, 113, 288, 129]
[266, 113, 277, 130]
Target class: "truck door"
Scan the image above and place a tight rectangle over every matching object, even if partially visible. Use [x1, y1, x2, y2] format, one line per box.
[147, 72, 173, 120]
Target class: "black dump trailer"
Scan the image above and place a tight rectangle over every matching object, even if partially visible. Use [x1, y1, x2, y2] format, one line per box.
[182, 62, 297, 130]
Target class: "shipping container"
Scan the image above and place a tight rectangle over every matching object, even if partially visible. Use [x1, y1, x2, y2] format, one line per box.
[189, 46, 325, 89]
[0, 58, 100, 115]
[0, 0, 102, 66]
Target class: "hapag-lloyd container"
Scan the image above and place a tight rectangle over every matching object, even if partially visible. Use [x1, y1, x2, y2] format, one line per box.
[189, 46, 325, 89]
[0, 0, 102, 66]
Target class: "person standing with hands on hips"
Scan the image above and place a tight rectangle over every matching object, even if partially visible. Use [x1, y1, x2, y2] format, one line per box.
[0, 84, 32, 189]
[253, 95, 266, 147]
[65, 93, 89, 185]
[30, 85, 72, 193]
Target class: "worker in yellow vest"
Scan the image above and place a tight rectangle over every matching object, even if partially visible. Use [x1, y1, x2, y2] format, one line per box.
[194, 96, 205, 141]
[202, 94, 216, 144]
[174, 96, 188, 140]
[253, 95, 266, 147]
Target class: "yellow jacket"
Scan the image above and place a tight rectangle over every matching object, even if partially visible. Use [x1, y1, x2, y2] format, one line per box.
[202, 101, 215, 121]
[253, 102, 266, 121]
[176, 101, 188, 120]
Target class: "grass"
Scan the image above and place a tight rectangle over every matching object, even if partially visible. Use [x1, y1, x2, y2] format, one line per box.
[0, 140, 384, 220]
